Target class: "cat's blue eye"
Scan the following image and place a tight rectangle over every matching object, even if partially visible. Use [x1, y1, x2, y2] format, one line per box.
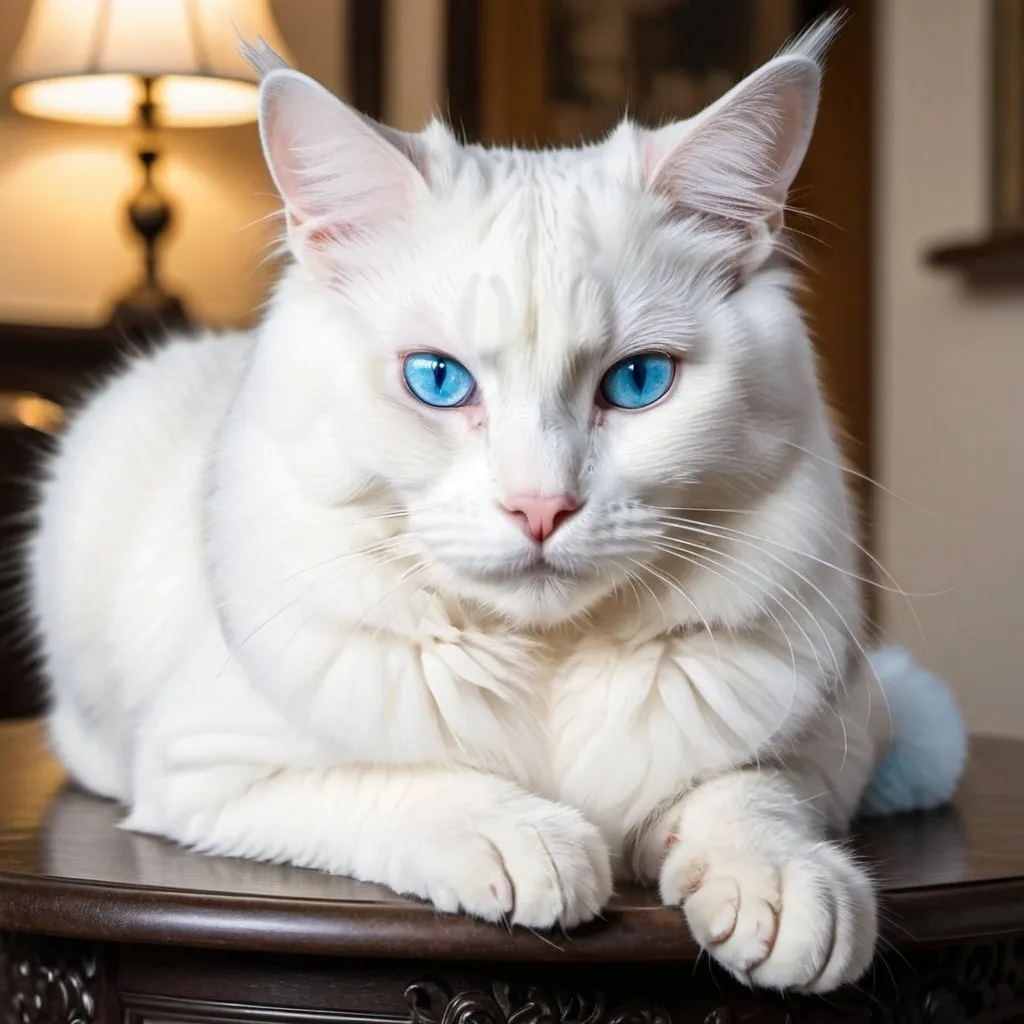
[402, 353, 476, 408]
[599, 352, 675, 410]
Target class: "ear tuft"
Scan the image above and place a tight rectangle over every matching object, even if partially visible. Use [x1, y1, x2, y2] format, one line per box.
[238, 35, 290, 79]
[779, 10, 844, 66]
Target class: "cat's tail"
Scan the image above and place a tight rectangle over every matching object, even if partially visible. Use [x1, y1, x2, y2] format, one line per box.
[858, 645, 967, 817]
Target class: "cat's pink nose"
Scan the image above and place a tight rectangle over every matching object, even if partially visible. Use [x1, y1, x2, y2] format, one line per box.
[501, 493, 581, 543]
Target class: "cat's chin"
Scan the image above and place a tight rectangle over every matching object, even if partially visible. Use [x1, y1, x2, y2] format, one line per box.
[447, 566, 613, 628]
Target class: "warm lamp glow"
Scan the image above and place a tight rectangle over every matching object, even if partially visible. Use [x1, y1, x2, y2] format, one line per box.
[12, 74, 144, 125]
[0, 392, 64, 434]
[12, 75, 259, 127]
[8, 0, 292, 127]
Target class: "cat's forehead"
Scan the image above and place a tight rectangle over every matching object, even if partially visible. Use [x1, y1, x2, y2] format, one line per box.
[426, 145, 647, 365]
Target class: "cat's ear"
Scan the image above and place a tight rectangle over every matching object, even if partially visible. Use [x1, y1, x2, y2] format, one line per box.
[258, 69, 428, 270]
[642, 18, 837, 260]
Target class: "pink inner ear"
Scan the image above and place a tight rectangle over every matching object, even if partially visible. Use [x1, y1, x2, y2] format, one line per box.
[642, 141, 660, 183]
[287, 210, 362, 251]
[261, 72, 429, 258]
[640, 122, 691, 196]
[637, 58, 818, 234]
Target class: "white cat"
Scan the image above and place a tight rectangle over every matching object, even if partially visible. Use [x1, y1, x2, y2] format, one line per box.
[30, 20, 895, 992]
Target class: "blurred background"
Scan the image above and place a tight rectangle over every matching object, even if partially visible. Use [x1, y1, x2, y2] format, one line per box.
[0, 0, 1019, 741]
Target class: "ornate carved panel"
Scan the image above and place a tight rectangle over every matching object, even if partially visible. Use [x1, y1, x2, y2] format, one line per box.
[901, 937, 1024, 1023]
[405, 937, 1024, 1024]
[0, 934, 98, 1024]
[3, 929, 1024, 1024]
[406, 979, 671, 1024]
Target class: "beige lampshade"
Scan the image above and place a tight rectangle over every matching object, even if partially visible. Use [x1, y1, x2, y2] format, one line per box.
[9, 0, 294, 127]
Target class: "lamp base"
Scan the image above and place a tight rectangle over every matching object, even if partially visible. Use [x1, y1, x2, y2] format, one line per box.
[109, 282, 190, 342]
[111, 108, 193, 343]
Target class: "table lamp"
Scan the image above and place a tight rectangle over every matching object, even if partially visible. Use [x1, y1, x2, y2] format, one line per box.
[8, 0, 294, 334]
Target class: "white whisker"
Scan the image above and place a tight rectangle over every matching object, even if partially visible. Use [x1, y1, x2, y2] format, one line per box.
[610, 558, 666, 629]
[650, 509, 948, 599]
[627, 557, 722, 672]
[650, 541, 804, 732]
[653, 533, 843, 683]
[650, 517, 891, 755]
[765, 436, 952, 525]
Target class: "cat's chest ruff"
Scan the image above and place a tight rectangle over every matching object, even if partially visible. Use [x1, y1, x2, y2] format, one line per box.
[378, 605, 788, 849]
[538, 632, 790, 848]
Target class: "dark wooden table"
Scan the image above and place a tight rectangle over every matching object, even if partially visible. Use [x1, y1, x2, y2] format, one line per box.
[2, 720, 1024, 1024]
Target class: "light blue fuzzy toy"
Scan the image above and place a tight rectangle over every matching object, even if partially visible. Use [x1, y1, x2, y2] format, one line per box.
[858, 645, 967, 817]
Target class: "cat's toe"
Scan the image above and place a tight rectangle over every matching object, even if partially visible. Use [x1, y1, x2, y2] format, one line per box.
[408, 834, 516, 923]
[490, 809, 613, 929]
[747, 857, 837, 989]
[672, 852, 782, 976]
[780, 844, 877, 994]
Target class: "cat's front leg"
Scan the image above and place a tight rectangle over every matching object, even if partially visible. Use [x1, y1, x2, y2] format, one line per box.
[127, 752, 612, 930]
[635, 678, 882, 992]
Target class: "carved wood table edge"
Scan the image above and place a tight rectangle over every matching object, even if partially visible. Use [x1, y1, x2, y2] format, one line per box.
[2, 720, 1024, 1023]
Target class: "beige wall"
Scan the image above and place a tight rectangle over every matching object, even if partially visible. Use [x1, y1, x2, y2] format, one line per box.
[0, 0, 345, 329]
[877, 0, 1024, 736]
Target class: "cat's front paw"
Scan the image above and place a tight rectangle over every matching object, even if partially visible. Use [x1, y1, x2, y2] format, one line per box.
[660, 838, 876, 992]
[399, 794, 613, 930]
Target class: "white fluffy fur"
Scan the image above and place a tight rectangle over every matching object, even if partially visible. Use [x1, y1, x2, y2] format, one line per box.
[29, 19, 889, 992]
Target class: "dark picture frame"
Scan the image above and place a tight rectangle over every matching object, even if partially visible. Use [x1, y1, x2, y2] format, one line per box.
[441, 0, 832, 145]
[928, 1, 1024, 285]
[993, 0, 1024, 228]
[347, 0, 385, 121]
